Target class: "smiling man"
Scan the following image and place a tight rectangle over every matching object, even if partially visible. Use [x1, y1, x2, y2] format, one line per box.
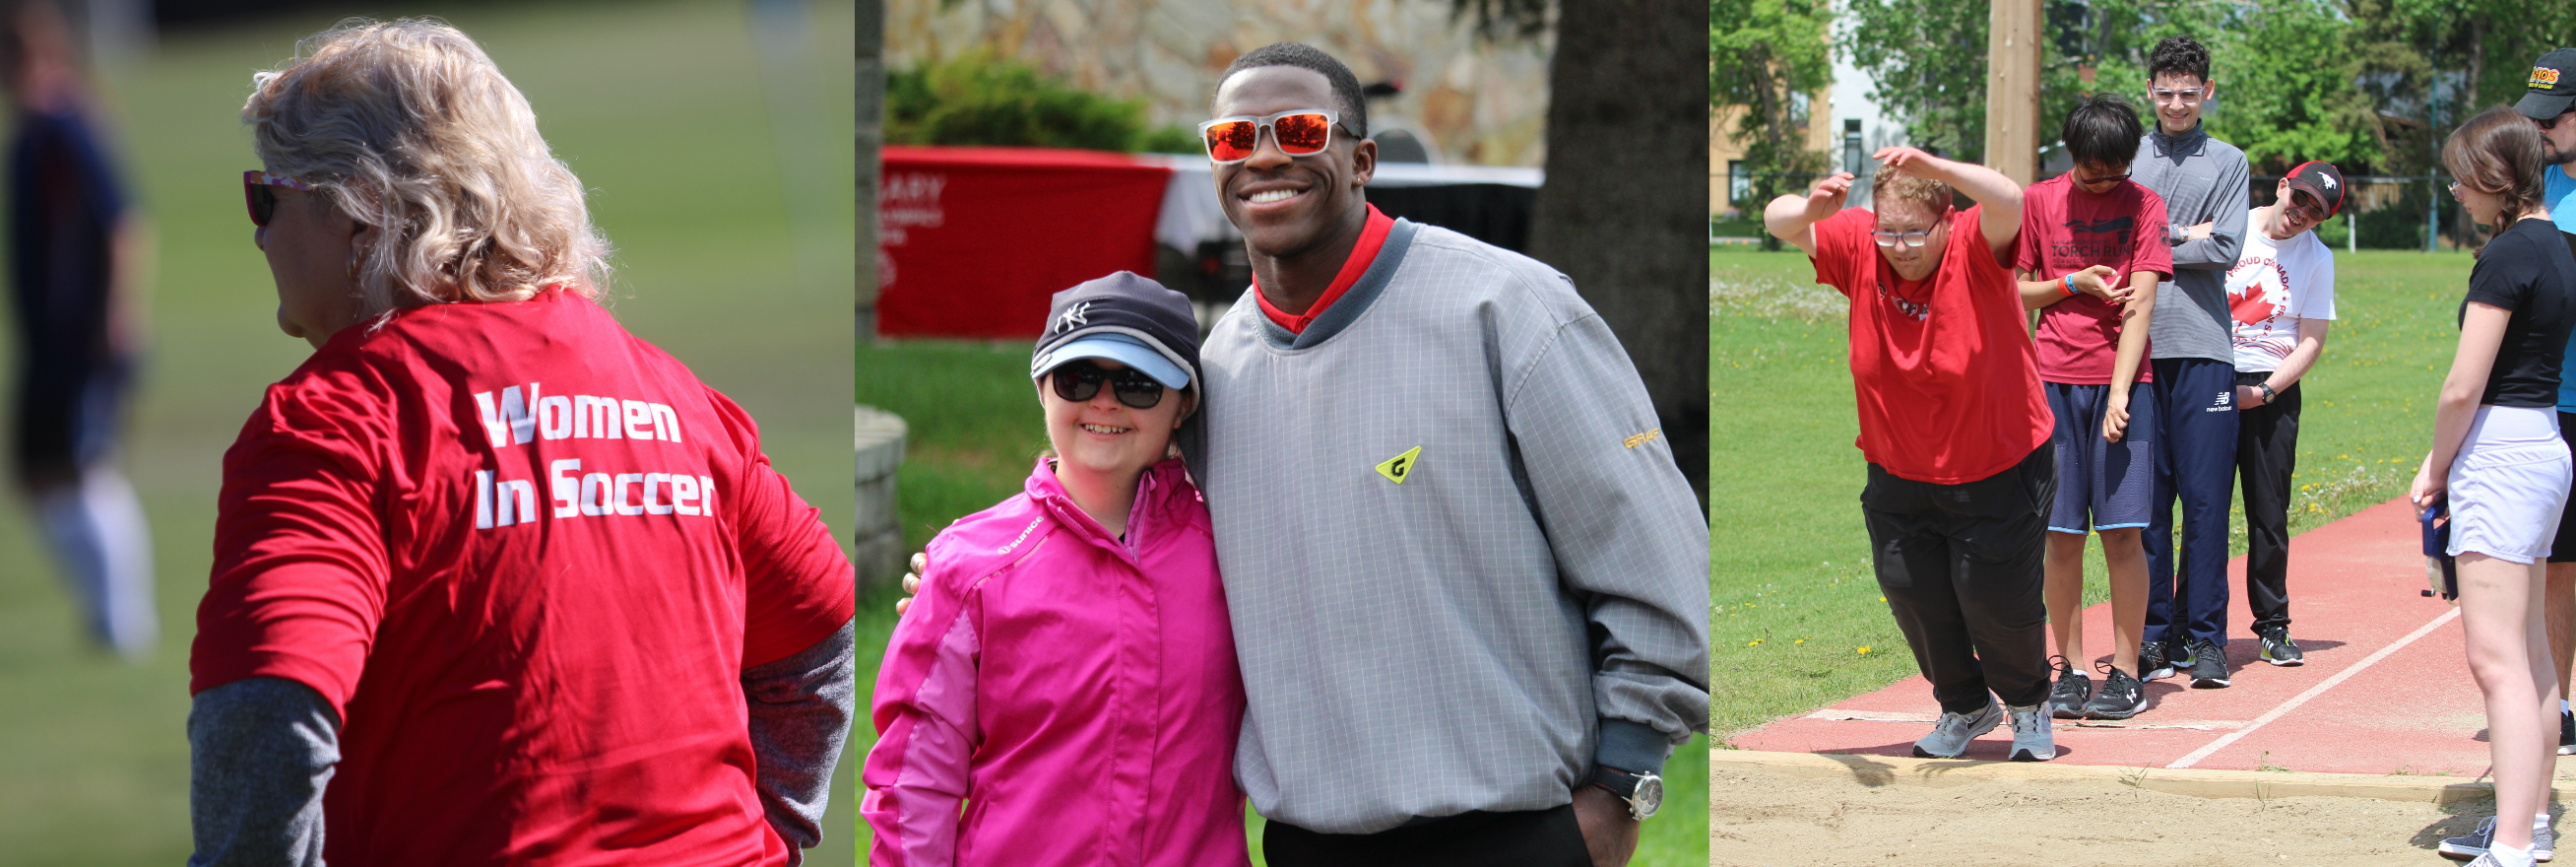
[2127, 36, 2260, 688]
[1181, 43, 1709, 866]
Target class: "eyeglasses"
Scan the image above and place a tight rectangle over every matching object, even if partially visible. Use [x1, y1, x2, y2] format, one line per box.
[1197, 109, 1345, 164]
[2150, 88, 2206, 104]
[1048, 360, 1168, 409]
[243, 170, 314, 227]
[2283, 192, 2327, 223]
[1871, 228, 1937, 248]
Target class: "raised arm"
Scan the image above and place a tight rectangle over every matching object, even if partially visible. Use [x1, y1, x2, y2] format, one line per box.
[1763, 171, 1854, 257]
[1876, 147, 2022, 258]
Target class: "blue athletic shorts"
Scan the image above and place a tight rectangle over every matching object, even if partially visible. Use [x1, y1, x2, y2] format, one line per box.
[2045, 379, 2157, 535]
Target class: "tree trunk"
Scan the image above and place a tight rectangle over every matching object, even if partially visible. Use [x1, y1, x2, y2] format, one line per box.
[1527, 0, 1710, 510]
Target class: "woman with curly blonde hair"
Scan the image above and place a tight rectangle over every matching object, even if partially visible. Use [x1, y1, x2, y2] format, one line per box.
[188, 20, 854, 867]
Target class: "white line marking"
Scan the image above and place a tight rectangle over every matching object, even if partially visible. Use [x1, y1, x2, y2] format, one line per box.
[2167, 606, 2461, 768]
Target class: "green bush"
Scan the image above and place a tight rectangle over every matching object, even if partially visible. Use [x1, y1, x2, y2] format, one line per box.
[888, 52, 1180, 153]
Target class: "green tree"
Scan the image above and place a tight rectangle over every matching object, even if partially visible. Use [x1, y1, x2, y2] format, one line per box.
[1838, 0, 1989, 162]
[2203, 0, 2383, 172]
[885, 52, 1191, 152]
[1711, 0, 1836, 177]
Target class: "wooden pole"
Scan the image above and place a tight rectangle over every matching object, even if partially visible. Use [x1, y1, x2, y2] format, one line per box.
[1984, 0, 2041, 184]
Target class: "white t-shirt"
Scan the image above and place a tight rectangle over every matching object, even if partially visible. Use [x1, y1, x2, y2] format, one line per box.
[2226, 208, 2337, 372]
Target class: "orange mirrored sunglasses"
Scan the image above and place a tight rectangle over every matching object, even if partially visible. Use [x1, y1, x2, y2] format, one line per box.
[1196, 109, 1345, 164]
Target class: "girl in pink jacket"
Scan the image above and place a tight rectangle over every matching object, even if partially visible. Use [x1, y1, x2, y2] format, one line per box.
[863, 273, 1249, 866]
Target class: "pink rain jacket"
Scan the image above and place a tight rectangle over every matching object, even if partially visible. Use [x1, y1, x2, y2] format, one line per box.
[863, 457, 1250, 866]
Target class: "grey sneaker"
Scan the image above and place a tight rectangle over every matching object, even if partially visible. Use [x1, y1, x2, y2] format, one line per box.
[1911, 700, 2002, 759]
[2442, 817, 2555, 861]
[2258, 628, 2305, 666]
[2006, 702, 2055, 762]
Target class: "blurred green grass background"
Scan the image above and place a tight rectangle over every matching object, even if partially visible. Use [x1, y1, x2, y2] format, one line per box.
[855, 338, 1711, 865]
[1710, 246, 2474, 738]
[0, 1, 857, 863]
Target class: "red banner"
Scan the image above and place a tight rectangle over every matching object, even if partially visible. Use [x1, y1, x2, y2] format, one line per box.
[876, 146, 1174, 339]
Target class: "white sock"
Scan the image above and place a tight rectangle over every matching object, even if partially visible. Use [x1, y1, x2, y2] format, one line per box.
[2537, 812, 2551, 835]
[2495, 842, 2538, 867]
[2562, 699, 2570, 715]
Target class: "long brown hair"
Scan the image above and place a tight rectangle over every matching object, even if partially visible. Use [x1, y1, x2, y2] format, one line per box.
[2443, 105, 2549, 229]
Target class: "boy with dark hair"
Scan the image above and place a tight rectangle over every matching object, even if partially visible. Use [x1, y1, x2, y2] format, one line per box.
[2131, 35, 2258, 690]
[2017, 94, 2173, 720]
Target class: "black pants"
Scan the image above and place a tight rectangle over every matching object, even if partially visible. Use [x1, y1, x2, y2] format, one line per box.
[2236, 373, 2301, 634]
[1263, 806, 1588, 867]
[1862, 444, 2055, 713]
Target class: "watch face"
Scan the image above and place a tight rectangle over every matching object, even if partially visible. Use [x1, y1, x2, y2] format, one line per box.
[1634, 774, 1664, 819]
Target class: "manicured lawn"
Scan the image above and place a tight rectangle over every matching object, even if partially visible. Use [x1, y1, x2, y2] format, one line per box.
[1710, 245, 2476, 738]
[0, 2, 856, 862]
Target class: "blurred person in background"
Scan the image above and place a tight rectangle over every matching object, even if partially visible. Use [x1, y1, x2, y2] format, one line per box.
[1, 0, 155, 660]
[188, 20, 854, 866]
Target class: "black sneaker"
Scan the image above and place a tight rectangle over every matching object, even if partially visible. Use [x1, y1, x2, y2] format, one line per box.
[2560, 707, 2573, 757]
[2166, 635, 2195, 669]
[2082, 666, 2147, 719]
[2187, 638, 2230, 688]
[2140, 639, 2176, 681]
[2258, 628, 2305, 666]
[2048, 656, 2093, 719]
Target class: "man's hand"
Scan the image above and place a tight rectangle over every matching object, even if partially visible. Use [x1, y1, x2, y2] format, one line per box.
[2186, 221, 2214, 240]
[1572, 785, 1641, 867]
[1873, 146, 1943, 179]
[2236, 384, 2265, 409]
[2067, 265, 2125, 303]
[2102, 386, 2132, 443]
[894, 553, 925, 615]
[1802, 172, 1854, 224]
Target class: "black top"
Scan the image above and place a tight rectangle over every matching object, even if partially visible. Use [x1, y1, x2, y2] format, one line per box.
[2460, 216, 2576, 408]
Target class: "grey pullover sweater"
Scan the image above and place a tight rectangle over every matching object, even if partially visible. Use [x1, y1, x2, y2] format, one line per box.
[1186, 220, 1711, 834]
[2133, 122, 2251, 362]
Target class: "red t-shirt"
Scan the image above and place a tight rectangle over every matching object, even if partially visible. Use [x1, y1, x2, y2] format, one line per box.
[2015, 173, 2172, 384]
[1810, 205, 2054, 485]
[192, 290, 855, 867]
[1256, 203, 1394, 333]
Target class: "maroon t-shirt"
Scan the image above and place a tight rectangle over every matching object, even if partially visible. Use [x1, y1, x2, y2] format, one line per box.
[2015, 173, 2172, 385]
[1810, 205, 2054, 485]
[194, 290, 855, 867]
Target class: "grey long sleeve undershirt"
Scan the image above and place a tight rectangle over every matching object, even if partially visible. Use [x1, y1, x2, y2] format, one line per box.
[185, 617, 858, 866]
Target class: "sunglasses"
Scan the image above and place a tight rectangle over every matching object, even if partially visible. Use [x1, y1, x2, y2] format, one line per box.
[243, 170, 314, 227]
[2283, 191, 2328, 223]
[1048, 360, 1168, 410]
[2544, 112, 2573, 131]
[1197, 109, 1345, 165]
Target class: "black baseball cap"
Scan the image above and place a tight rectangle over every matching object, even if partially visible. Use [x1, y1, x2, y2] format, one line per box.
[2284, 161, 2345, 218]
[2517, 48, 2576, 120]
[1031, 271, 1201, 391]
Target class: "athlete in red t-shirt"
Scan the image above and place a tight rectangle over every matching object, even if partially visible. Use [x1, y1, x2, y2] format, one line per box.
[1766, 147, 2060, 762]
[189, 22, 855, 867]
[2011, 95, 2174, 722]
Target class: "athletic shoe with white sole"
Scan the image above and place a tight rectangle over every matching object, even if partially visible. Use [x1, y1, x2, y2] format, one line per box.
[2258, 628, 2304, 666]
[2005, 702, 2055, 762]
[2081, 667, 2146, 719]
[2048, 656, 2092, 719]
[2186, 638, 2230, 688]
[1911, 700, 2001, 760]
[2139, 639, 2176, 681]
[2165, 635, 2194, 669]
[2440, 817, 2557, 862]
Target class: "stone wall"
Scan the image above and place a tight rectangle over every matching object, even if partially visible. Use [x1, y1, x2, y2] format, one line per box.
[885, 0, 1555, 167]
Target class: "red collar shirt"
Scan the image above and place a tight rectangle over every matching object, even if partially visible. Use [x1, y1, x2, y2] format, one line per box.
[193, 290, 854, 866]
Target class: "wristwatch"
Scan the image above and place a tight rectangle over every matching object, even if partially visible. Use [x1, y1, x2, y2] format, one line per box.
[1588, 765, 1664, 821]
[2258, 382, 2278, 405]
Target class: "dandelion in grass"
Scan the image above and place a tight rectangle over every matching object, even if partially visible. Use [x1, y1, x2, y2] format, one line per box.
[1857, 645, 1872, 655]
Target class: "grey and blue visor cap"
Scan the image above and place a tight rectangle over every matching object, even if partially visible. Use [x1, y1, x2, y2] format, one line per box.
[1032, 333, 1192, 389]
[1030, 270, 1201, 390]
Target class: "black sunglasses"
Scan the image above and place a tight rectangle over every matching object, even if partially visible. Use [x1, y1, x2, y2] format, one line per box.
[2544, 111, 2573, 131]
[1048, 361, 1167, 410]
